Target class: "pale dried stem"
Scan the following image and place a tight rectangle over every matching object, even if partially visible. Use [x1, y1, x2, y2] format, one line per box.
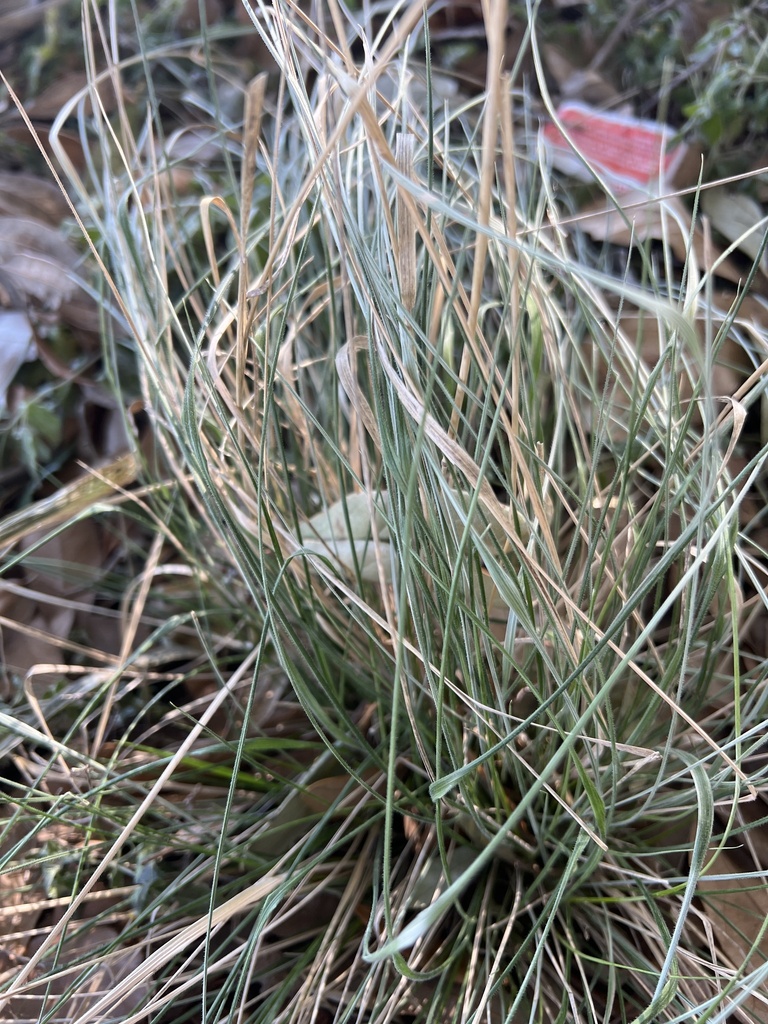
[450, 0, 508, 437]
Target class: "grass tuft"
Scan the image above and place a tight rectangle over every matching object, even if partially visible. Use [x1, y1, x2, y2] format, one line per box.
[2, 1, 768, 1022]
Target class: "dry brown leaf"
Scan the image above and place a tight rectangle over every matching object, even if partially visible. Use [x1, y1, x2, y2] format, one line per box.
[0, 451, 138, 549]
[0, 814, 126, 984]
[710, 289, 768, 335]
[16, 71, 89, 121]
[0, 520, 109, 680]
[57, 291, 104, 336]
[4, 924, 147, 1023]
[0, 0, 68, 41]
[579, 289, 754, 450]
[20, 518, 108, 599]
[0, 809, 45, 972]
[0, 308, 36, 412]
[0, 171, 69, 223]
[299, 772, 381, 814]
[612, 305, 747, 404]
[2, 122, 89, 173]
[0, 590, 66, 680]
[678, 0, 740, 48]
[542, 44, 620, 106]
[697, 844, 768, 1021]
[267, 890, 340, 942]
[20, 71, 119, 122]
[176, 0, 223, 32]
[0, 215, 78, 308]
[701, 188, 768, 275]
[574, 192, 745, 283]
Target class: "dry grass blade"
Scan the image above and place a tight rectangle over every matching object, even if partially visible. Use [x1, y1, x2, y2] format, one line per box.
[395, 133, 417, 313]
[0, 454, 138, 550]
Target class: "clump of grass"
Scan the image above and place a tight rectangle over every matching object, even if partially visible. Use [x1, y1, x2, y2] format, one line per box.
[2, 1, 768, 1022]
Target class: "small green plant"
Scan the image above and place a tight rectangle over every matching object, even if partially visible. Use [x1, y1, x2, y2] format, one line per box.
[681, 9, 768, 154]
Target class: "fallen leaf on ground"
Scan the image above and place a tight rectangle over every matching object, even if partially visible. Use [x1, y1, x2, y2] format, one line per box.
[1, 601, 76, 677]
[19, 70, 118, 121]
[697, 842, 768, 1021]
[0, 0, 68, 41]
[4, 924, 147, 1023]
[542, 45, 620, 106]
[0, 308, 36, 412]
[0, 215, 77, 307]
[301, 492, 392, 583]
[701, 188, 768, 275]
[0, 171, 69, 223]
[0, 451, 138, 549]
[573, 191, 745, 283]
[0, 809, 45, 972]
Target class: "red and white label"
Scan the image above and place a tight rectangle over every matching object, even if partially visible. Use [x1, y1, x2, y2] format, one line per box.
[539, 102, 687, 192]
